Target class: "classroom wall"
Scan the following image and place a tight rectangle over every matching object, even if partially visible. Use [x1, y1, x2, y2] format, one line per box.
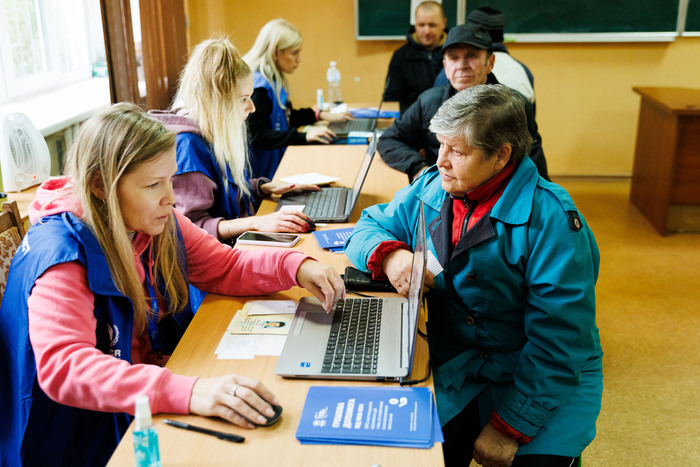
[186, 0, 700, 177]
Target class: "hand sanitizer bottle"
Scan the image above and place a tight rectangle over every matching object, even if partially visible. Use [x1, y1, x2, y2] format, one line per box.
[133, 395, 162, 467]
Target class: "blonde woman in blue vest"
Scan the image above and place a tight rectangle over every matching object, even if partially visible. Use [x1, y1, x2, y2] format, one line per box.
[244, 18, 353, 179]
[151, 38, 318, 244]
[0, 103, 345, 466]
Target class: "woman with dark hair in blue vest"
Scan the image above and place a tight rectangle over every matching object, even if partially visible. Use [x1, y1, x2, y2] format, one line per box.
[244, 19, 353, 180]
[0, 103, 345, 466]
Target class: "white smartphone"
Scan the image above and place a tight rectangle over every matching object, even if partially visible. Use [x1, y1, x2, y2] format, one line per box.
[237, 231, 301, 247]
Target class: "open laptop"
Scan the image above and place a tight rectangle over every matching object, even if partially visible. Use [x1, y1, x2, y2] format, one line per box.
[273, 133, 377, 223]
[327, 96, 384, 138]
[275, 202, 427, 382]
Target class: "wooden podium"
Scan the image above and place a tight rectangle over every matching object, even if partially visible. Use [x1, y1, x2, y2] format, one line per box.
[631, 87, 700, 235]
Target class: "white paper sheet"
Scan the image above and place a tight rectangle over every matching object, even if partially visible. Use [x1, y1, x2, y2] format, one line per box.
[246, 300, 297, 315]
[280, 172, 340, 185]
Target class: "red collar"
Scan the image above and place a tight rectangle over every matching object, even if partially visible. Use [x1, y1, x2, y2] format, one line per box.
[464, 162, 516, 203]
[450, 162, 517, 249]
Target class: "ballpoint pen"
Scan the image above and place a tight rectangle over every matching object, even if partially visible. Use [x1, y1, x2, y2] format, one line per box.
[162, 419, 245, 443]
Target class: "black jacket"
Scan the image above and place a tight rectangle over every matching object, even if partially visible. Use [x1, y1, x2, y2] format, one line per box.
[383, 27, 446, 116]
[378, 75, 549, 182]
[248, 88, 316, 149]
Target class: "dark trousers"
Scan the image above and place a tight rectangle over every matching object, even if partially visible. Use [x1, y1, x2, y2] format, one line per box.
[442, 399, 580, 467]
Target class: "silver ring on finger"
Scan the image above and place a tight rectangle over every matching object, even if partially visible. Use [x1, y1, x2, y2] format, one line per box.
[230, 384, 239, 398]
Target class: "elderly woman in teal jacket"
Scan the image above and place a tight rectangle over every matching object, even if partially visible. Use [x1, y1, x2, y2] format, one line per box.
[345, 85, 602, 467]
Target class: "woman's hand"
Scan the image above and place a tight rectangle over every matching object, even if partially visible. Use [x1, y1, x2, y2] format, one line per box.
[472, 422, 519, 467]
[383, 248, 434, 296]
[251, 210, 313, 233]
[189, 375, 280, 429]
[320, 110, 354, 122]
[296, 259, 345, 312]
[383, 249, 415, 297]
[306, 127, 336, 144]
[260, 181, 321, 196]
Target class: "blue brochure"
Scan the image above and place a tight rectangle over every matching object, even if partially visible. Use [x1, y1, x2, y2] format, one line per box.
[296, 386, 443, 448]
[312, 227, 354, 251]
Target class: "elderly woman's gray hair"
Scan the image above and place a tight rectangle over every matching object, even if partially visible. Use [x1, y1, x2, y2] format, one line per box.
[429, 84, 532, 164]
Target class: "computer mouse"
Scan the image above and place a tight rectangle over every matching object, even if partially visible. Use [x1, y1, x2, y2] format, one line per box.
[242, 403, 282, 427]
[305, 218, 316, 231]
[259, 404, 283, 427]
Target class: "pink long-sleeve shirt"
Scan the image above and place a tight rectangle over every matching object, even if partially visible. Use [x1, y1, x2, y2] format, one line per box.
[26, 177, 308, 416]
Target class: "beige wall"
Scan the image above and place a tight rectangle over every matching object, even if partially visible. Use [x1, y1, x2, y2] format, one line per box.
[187, 0, 700, 177]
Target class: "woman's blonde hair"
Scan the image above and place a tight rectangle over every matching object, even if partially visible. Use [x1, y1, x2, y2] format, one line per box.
[173, 37, 252, 196]
[66, 102, 188, 332]
[243, 19, 303, 109]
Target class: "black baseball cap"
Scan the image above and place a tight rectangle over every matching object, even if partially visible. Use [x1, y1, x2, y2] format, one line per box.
[441, 23, 493, 53]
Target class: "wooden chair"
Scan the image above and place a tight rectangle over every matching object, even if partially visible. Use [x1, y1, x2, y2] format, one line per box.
[0, 200, 26, 300]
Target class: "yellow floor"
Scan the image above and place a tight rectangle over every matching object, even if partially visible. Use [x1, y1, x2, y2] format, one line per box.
[469, 178, 700, 466]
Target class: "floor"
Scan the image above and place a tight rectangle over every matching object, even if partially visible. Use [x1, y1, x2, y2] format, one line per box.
[563, 179, 700, 466]
[472, 178, 700, 466]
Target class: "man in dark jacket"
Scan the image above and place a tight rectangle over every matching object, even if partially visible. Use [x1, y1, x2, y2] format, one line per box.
[383, 1, 447, 115]
[379, 23, 549, 182]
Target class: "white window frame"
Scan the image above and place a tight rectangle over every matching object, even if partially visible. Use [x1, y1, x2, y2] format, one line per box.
[0, 0, 102, 103]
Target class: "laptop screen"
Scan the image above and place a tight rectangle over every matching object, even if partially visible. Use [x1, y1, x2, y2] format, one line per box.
[348, 132, 377, 210]
[404, 202, 427, 369]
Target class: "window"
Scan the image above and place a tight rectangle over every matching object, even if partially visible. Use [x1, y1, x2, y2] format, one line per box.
[0, 0, 105, 103]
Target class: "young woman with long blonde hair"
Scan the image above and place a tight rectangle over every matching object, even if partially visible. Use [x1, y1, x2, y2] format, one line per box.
[244, 19, 352, 179]
[151, 37, 318, 242]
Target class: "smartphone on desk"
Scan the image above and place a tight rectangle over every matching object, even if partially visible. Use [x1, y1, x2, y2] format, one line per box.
[237, 231, 301, 247]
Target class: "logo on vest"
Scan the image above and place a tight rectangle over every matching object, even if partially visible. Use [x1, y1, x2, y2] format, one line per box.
[107, 324, 121, 358]
[20, 235, 30, 255]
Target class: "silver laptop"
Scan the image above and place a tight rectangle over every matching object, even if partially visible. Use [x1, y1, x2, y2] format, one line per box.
[274, 133, 377, 223]
[327, 96, 383, 138]
[275, 202, 427, 382]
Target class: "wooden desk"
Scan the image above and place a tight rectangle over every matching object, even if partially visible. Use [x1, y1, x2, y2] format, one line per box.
[4, 185, 38, 224]
[108, 142, 443, 466]
[631, 87, 700, 235]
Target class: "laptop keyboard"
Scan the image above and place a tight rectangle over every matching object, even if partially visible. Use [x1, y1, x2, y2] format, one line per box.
[322, 298, 382, 374]
[305, 188, 342, 218]
[329, 118, 375, 134]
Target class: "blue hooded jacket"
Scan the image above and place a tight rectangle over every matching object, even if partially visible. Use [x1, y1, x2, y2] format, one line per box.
[345, 158, 603, 457]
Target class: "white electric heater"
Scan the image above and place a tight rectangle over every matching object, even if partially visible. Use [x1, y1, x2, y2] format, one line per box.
[1, 112, 51, 192]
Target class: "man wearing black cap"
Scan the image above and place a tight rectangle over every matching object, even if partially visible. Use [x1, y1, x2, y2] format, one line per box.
[378, 23, 548, 182]
[434, 7, 536, 105]
[383, 1, 448, 116]
[468, 6, 536, 105]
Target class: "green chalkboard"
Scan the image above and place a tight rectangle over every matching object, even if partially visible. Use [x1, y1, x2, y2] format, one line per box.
[356, 0, 459, 39]
[686, 0, 700, 31]
[356, 0, 683, 39]
[465, 0, 678, 35]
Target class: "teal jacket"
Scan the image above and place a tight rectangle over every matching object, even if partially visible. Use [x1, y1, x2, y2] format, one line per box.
[345, 157, 603, 456]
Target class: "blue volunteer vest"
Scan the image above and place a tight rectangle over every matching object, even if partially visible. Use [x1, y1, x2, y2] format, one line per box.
[175, 132, 254, 220]
[249, 71, 289, 179]
[0, 212, 195, 466]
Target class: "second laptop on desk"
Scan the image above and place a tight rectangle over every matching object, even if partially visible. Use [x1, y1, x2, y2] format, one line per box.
[273, 133, 377, 223]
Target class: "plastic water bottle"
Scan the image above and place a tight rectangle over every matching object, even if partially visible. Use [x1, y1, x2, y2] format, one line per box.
[326, 61, 342, 105]
[133, 395, 162, 467]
